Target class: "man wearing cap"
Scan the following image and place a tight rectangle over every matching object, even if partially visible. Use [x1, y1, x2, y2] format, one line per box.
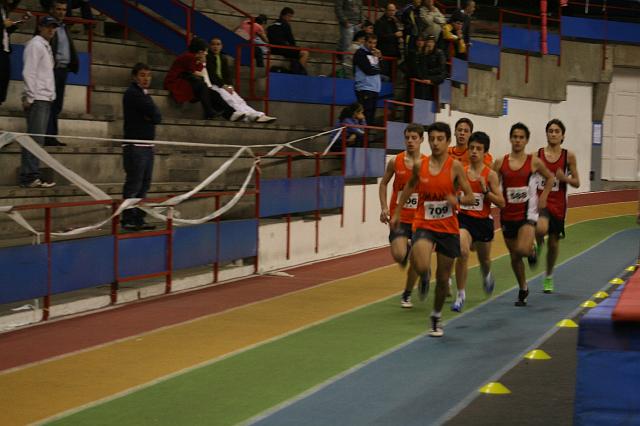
[20, 15, 58, 188]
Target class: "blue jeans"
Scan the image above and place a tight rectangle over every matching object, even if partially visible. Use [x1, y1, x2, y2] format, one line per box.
[122, 145, 154, 225]
[20, 100, 51, 185]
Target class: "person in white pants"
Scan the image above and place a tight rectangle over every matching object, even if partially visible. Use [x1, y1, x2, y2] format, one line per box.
[204, 37, 276, 123]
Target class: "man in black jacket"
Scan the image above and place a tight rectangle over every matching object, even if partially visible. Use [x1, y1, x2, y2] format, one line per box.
[45, 0, 79, 146]
[266, 7, 309, 74]
[121, 63, 162, 231]
[374, 2, 402, 78]
[407, 35, 446, 101]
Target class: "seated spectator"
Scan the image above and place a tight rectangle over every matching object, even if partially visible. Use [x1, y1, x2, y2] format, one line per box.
[332, 102, 367, 151]
[441, 15, 466, 59]
[267, 7, 309, 75]
[234, 14, 268, 67]
[374, 3, 402, 79]
[205, 37, 276, 123]
[164, 37, 244, 122]
[419, 0, 446, 42]
[406, 34, 446, 101]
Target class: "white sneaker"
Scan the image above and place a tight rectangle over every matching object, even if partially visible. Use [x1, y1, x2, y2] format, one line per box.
[230, 112, 245, 122]
[21, 179, 56, 188]
[256, 115, 277, 123]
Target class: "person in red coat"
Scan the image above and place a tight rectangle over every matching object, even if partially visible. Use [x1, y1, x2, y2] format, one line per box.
[164, 37, 243, 121]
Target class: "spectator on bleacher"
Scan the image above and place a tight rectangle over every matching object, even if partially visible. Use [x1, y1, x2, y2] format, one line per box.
[164, 37, 244, 122]
[441, 15, 466, 59]
[374, 3, 402, 79]
[44, 0, 79, 147]
[419, 0, 446, 42]
[205, 37, 276, 123]
[121, 62, 161, 231]
[362, 19, 374, 35]
[353, 33, 381, 125]
[0, 0, 21, 106]
[20, 16, 58, 188]
[40, 0, 94, 32]
[234, 14, 268, 68]
[267, 7, 309, 75]
[338, 29, 365, 78]
[452, 0, 475, 47]
[401, 0, 426, 54]
[335, 0, 363, 74]
[406, 34, 446, 101]
[332, 102, 366, 151]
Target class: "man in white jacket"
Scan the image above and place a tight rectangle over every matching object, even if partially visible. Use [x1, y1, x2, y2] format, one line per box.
[20, 15, 58, 188]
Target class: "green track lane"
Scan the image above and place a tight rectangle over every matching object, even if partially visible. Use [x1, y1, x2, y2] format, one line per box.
[50, 215, 636, 426]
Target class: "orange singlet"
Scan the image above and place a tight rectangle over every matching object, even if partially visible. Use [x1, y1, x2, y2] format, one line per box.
[448, 146, 494, 167]
[413, 156, 459, 234]
[459, 165, 492, 219]
[389, 152, 428, 224]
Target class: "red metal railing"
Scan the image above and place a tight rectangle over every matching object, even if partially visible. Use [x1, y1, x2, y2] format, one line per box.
[15, 9, 96, 114]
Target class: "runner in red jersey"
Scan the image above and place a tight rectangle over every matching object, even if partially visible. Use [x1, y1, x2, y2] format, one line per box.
[451, 132, 505, 312]
[392, 122, 474, 337]
[535, 119, 580, 293]
[448, 117, 494, 167]
[379, 123, 429, 308]
[493, 122, 554, 307]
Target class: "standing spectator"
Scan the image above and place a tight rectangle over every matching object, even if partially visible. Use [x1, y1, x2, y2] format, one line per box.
[205, 37, 276, 123]
[401, 0, 425, 55]
[20, 16, 58, 188]
[335, 0, 363, 72]
[234, 14, 268, 67]
[332, 102, 366, 151]
[361, 20, 374, 35]
[0, 0, 21, 106]
[374, 3, 402, 78]
[44, 0, 79, 147]
[267, 7, 309, 75]
[40, 0, 93, 32]
[164, 37, 243, 122]
[339, 29, 365, 78]
[441, 15, 466, 59]
[455, 0, 475, 47]
[120, 63, 161, 231]
[406, 34, 446, 101]
[353, 33, 381, 125]
[420, 0, 446, 41]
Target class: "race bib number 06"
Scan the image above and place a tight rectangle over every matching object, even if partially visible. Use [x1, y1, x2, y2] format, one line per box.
[403, 193, 419, 209]
[424, 200, 453, 220]
[506, 186, 529, 204]
[460, 193, 483, 211]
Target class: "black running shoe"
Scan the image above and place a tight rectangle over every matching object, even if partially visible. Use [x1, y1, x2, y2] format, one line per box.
[400, 290, 413, 308]
[429, 315, 443, 337]
[515, 289, 529, 307]
[419, 271, 430, 301]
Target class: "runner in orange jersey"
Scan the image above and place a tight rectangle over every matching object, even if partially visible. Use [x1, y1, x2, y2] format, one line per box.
[379, 123, 430, 308]
[451, 131, 505, 312]
[535, 119, 580, 294]
[392, 122, 474, 337]
[493, 122, 554, 307]
[448, 117, 494, 167]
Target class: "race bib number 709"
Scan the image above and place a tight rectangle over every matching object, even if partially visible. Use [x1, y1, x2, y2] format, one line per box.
[424, 200, 453, 220]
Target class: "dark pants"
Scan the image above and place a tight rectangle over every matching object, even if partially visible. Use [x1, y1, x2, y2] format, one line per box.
[0, 51, 10, 105]
[183, 74, 234, 119]
[21, 100, 51, 185]
[122, 145, 154, 226]
[356, 90, 378, 126]
[46, 67, 68, 144]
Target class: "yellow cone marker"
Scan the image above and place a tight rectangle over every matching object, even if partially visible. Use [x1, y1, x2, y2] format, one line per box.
[593, 291, 609, 299]
[581, 300, 597, 308]
[626, 266, 636, 272]
[556, 319, 578, 328]
[524, 349, 551, 360]
[609, 278, 624, 285]
[479, 382, 511, 394]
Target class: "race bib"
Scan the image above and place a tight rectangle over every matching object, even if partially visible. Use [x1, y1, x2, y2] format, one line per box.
[403, 193, 419, 210]
[424, 200, 453, 220]
[506, 186, 529, 204]
[537, 177, 560, 192]
[460, 193, 484, 211]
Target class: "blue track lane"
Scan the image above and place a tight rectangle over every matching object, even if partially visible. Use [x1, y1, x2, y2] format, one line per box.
[253, 228, 640, 426]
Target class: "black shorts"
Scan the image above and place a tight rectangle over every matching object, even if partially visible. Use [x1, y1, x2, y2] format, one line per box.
[539, 208, 566, 238]
[459, 214, 494, 243]
[501, 219, 536, 240]
[389, 222, 413, 242]
[412, 228, 461, 259]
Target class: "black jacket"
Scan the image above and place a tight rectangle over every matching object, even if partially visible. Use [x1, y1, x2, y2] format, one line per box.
[407, 48, 446, 85]
[50, 23, 79, 73]
[267, 19, 296, 47]
[374, 16, 401, 58]
[123, 82, 162, 141]
[205, 50, 232, 87]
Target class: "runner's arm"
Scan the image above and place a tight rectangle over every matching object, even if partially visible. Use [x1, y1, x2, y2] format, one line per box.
[453, 160, 475, 206]
[532, 157, 554, 209]
[485, 169, 505, 208]
[391, 159, 421, 228]
[557, 151, 580, 188]
[379, 158, 396, 223]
